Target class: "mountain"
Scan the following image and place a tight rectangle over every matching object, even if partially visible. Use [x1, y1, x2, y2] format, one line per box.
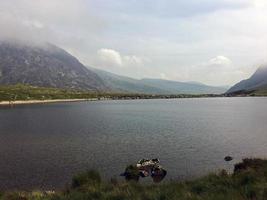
[141, 79, 228, 94]
[90, 67, 228, 94]
[0, 41, 107, 91]
[227, 65, 267, 94]
[88, 67, 167, 94]
[139, 79, 228, 94]
[0, 41, 228, 94]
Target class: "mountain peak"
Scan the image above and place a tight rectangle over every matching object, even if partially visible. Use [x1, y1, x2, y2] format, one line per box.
[0, 41, 107, 91]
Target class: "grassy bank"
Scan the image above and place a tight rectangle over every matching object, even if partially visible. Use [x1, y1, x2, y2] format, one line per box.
[225, 89, 267, 97]
[252, 89, 267, 96]
[0, 84, 99, 101]
[0, 84, 221, 102]
[2, 158, 267, 200]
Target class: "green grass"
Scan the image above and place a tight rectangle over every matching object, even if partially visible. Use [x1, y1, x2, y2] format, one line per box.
[0, 84, 99, 101]
[0, 84, 221, 102]
[251, 89, 267, 96]
[2, 159, 267, 200]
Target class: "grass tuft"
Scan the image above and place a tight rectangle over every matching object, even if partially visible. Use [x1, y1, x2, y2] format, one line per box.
[2, 158, 267, 199]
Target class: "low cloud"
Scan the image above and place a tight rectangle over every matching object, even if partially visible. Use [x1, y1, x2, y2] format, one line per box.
[207, 56, 232, 66]
[96, 48, 145, 69]
[253, 0, 267, 8]
[123, 55, 144, 66]
[187, 56, 246, 86]
[159, 73, 168, 80]
[0, 0, 266, 86]
[97, 49, 123, 67]
[0, 0, 106, 47]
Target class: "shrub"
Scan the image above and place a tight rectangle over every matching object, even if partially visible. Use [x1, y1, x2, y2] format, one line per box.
[71, 170, 101, 188]
[123, 165, 140, 182]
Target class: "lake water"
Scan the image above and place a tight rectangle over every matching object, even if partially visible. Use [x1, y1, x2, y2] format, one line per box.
[1, 97, 267, 190]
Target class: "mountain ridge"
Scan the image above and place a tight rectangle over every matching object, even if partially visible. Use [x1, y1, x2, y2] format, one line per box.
[227, 65, 267, 94]
[89, 67, 228, 94]
[0, 41, 108, 91]
[0, 41, 228, 94]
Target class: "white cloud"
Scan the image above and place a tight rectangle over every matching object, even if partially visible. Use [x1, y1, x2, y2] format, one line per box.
[159, 73, 168, 80]
[0, 0, 266, 86]
[97, 49, 122, 67]
[22, 20, 44, 29]
[123, 55, 143, 66]
[96, 48, 145, 69]
[253, 0, 267, 8]
[185, 56, 247, 86]
[207, 56, 232, 66]
[0, 0, 106, 46]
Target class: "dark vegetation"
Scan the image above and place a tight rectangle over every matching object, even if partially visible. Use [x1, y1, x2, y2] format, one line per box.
[2, 158, 267, 199]
[225, 89, 267, 97]
[0, 84, 98, 101]
[251, 89, 267, 96]
[0, 84, 222, 102]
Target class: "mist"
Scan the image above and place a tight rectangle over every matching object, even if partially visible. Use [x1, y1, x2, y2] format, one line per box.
[0, 0, 267, 86]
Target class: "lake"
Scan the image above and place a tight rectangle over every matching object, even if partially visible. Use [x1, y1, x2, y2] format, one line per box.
[1, 97, 267, 190]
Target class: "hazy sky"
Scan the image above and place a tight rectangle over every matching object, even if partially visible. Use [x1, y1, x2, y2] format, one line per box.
[0, 0, 267, 86]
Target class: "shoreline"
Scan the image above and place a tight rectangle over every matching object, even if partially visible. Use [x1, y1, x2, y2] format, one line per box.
[0, 158, 265, 199]
[0, 98, 98, 106]
[1, 96, 266, 106]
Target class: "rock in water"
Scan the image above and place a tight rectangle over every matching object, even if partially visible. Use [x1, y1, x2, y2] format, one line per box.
[224, 156, 233, 161]
[121, 158, 167, 183]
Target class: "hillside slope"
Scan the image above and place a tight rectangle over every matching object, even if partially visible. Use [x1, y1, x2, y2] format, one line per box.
[140, 78, 228, 94]
[88, 67, 168, 94]
[0, 41, 228, 94]
[0, 41, 107, 91]
[90, 67, 228, 94]
[227, 65, 267, 94]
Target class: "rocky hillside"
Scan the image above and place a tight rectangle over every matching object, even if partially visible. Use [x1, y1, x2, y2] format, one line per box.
[0, 41, 228, 94]
[227, 65, 267, 94]
[0, 41, 107, 91]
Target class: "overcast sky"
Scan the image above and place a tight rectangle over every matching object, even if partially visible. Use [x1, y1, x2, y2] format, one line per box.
[0, 0, 267, 86]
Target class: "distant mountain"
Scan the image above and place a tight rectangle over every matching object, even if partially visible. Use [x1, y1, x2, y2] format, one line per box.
[90, 67, 228, 94]
[0, 41, 107, 91]
[0, 41, 228, 94]
[227, 65, 267, 94]
[140, 79, 228, 94]
[87, 67, 168, 94]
